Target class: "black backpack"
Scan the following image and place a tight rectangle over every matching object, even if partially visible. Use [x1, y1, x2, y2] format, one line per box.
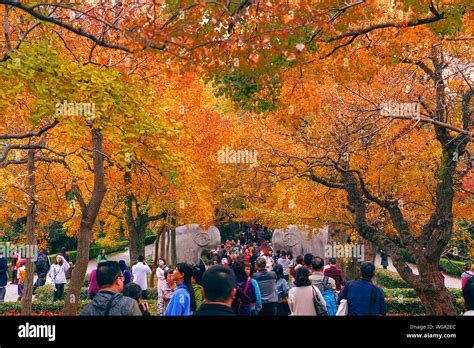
[36, 253, 50, 273]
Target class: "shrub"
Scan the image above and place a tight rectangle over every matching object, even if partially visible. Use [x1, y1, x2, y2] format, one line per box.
[145, 255, 154, 266]
[34, 284, 56, 302]
[0, 300, 91, 315]
[399, 248, 416, 263]
[0, 299, 160, 316]
[439, 258, 465, 278]
[399, 248, 467, 278]
[83, 275, 90, 288]
[382, 287, 462, 299]
[375, 269, 411, 288]
[145, 234, 157, 245]
[147, 287, 158, 300]
[385, 298, 464, 315]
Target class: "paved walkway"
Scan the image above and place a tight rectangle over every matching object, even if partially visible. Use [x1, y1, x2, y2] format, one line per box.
[374, 254, 461, 289]
[3, 243, 156, 303]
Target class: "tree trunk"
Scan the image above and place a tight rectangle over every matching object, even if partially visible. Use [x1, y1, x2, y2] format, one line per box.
[159, 227, 167, 264]
[339, 167, 458, 315]
[150, 225, 166, 288]
[127, 222, 145, 265]
[21, 149, 36, 315]
[63, 128, 106, 315]
[412, 257, 457, 315]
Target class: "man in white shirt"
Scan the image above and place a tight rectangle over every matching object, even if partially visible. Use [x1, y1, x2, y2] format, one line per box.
[131, 256, 152, 299]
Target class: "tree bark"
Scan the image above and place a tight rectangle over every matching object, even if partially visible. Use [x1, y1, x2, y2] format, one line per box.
[338, 168, 457, 315]
[150, 224, 166, 288]
[63, 128, 106, 315]
[123, 172, 166, 264]
[20, 149, 36, 315]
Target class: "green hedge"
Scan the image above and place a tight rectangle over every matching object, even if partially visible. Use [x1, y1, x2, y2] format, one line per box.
[0, 298, 463, 316]
[147, 287, 158, 300]
[386, 298, 464, 315]
[375, 269, 412, 288]
[0, 299, 159, 316]
[34, 284, 56, 302]
[0, 300, 91, 315]
[49, 234, 157, 264]
[439, 258, 465, 278]
[399, 248, 416, 263]
[383, 287, 462, 299]
[399, 248, 467, 278]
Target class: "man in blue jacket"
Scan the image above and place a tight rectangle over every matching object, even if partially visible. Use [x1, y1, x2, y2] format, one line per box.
[337, 261, 387, 316]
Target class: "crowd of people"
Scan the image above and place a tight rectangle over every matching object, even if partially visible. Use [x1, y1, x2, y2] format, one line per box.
[80, 226, 474, 316]
[81, 247, 474, 317]
[1, 226, 474, 317]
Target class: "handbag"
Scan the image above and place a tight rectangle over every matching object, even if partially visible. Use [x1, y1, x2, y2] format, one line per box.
[336, 299, 348, 316]
[312, 285, 328, 316]
[45, 267, 58, 291]
[335, 281, 355, 316]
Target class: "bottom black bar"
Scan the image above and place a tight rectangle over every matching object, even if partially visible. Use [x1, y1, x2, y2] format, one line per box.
[0, 316, 473, 347]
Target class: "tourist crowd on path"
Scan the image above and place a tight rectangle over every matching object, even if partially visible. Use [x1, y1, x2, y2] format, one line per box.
[2, 225, 474, 317]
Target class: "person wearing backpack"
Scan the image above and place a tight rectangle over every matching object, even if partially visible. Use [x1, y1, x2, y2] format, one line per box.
[288, 267, 326, 315]
[324, 258, 344, 291]
[337, 261, 387, 316]
[309, 256, 338, 315]
[231, 262, 255, 315]
[81, 261, 142, 316]
[35, 250, 51, 277]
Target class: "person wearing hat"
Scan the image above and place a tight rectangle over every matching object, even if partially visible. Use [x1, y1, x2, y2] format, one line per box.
[252, 256, 278, 316]
[323, 257, 344, 292]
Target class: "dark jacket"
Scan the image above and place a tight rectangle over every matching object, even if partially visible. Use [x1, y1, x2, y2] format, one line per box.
[324, 266, 343, 291]
[253, 269, 278, 303]
[0, 257, 7, 287]
[139, 303, 151, 316]
[80, 290, 142, 316]
[249, 254, 259, 268]
[35, 252, 51, 276]
[337, 279, 387, 316]
[194, 303, 236, 316]
[232, 280, 255, 315]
